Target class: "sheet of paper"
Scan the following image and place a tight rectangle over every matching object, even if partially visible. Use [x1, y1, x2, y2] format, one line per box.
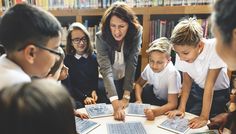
[85, 103, 113, 118]
[158, 116, 190, 134]
[107, 121, 147, 134]
[75, 117, 100, 134]
[126, 103, 151, 116]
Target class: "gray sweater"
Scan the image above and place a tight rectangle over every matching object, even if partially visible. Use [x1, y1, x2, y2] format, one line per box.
[96, 26, 143, 98]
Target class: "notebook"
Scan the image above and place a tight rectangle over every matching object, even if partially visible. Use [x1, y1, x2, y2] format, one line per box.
[158, 116, 190, 134]
[75, 117, 100, 134]
[85, 103, 113, 118]
[126, 103, 151, 116]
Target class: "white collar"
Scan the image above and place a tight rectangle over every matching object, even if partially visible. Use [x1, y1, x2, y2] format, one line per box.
[74, 53, 88, 60]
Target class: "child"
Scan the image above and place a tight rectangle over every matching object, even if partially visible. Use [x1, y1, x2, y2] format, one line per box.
[62, 22, 99, 108]
[0, 3, 62, 89]
[0, 79, 76, 134]
[134, 37, 181, 120]
[167, 18, 230, 129]
[47, 47, 88, 119]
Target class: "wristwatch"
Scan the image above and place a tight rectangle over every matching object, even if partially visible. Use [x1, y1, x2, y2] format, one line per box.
[123, 95, 130, 100]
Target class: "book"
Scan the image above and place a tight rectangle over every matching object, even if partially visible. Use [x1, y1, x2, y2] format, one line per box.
[126, 103, 151, 116]
[75, 117, 100, 134]
[158, 116, 190, 134]
[85, 103, 113, 118]
[107, 121, 147, 134]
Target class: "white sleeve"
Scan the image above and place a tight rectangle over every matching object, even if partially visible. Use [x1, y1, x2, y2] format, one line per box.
[141, 64, 149, 81]
[167, 71, 182, 94]
[209, 44, 227, 69]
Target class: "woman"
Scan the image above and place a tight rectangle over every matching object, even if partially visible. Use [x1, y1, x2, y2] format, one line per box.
[96, 1, 143, 120]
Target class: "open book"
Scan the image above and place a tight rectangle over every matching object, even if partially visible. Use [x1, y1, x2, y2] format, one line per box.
[75, 117, 100, 134]
[158, 116, 190, 134]
[126, 103, 151, 116]
[85, 103, 113, 118]
[107, 121, 147, 134]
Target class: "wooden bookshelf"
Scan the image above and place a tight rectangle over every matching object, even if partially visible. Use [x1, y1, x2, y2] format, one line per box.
[0, 5, 212, 71]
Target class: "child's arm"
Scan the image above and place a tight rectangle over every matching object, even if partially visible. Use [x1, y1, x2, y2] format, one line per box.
[189, 68, 221, 129]
[167, 72, 192, 118]
[145, 94, 178, 120]
[134, 77, 147, 103]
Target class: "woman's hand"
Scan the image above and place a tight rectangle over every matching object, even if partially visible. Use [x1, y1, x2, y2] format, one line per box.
[189, 116, 208, 129]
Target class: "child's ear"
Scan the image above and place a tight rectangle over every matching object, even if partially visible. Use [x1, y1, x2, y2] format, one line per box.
[23, 45, 37, 64]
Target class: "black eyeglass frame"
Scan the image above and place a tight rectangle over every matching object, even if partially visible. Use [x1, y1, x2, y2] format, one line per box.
[18, 44, 62, 57]
[71, 36, 88, 45]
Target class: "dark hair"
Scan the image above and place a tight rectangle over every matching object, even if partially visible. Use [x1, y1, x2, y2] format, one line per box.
[214, 0, 236, 44]
[0, 3, 62, 53]
[100, 1, 140, 49]
[66, 22, 93, 56]
[0, 79, 76, 134]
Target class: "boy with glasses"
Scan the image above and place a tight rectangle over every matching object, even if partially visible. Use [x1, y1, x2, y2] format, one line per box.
[0, 3, 62, 89]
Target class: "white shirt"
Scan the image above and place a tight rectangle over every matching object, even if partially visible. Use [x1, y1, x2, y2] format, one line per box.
[175, 38, 229, 90]
[141, 62, 181, 101]
[0, 54, 31, 89]
[112, 43, 126, 80]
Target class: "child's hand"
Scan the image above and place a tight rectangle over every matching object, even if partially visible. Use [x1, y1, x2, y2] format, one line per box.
[144, 108, 155, 121]
[74, 109, 89, 119]
[84, 97, 96, 105]
[189, 116, 208, 129]
[91, 90, 98, 102]
[166, 110, 185, 118]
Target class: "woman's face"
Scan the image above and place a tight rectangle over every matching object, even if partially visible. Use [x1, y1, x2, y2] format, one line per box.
[110, 15, 129, 44]
[71, 29, 87, 55]
[213, 25, 236, 70]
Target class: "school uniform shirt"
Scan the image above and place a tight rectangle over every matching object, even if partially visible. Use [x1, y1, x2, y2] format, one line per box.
[61, 53, 98, 102]
[0, 54, 31, 89]
[141, 61, 181, 101]
[175, 38, 229, 90]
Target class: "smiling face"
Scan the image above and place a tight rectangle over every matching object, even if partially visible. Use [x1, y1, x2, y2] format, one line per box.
[173, 43, 203, 63]
[213, 25, 236, 70]
[71, 29, 87, 55]
[110, 15, 129, 44]
[148, 51, 170, 73]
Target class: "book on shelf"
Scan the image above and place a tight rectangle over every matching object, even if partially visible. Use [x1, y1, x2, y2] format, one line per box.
[85, 103, 113, 118]
[158, 116, 190, 134]
[126, 103, 151, 116]
[107, 121, 147, 134]
[75, 116, 100, 134]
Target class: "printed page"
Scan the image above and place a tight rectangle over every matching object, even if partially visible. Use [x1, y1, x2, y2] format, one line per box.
[107, 121, 147, 134]
[85, 103, 113, 118]
[75, 117, 100, 134]
[126, 103, 151, 116]
[158, 116, 190, 134]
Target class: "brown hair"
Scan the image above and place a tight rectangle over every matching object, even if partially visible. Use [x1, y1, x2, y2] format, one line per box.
[170, 18, 203, 47]
[100, 1, 140, 49]
[66, 22, 93, 56]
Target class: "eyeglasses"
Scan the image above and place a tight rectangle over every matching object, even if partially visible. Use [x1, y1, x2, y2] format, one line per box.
[71, 37, 87, 45]
[34, 44, 62, 57]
